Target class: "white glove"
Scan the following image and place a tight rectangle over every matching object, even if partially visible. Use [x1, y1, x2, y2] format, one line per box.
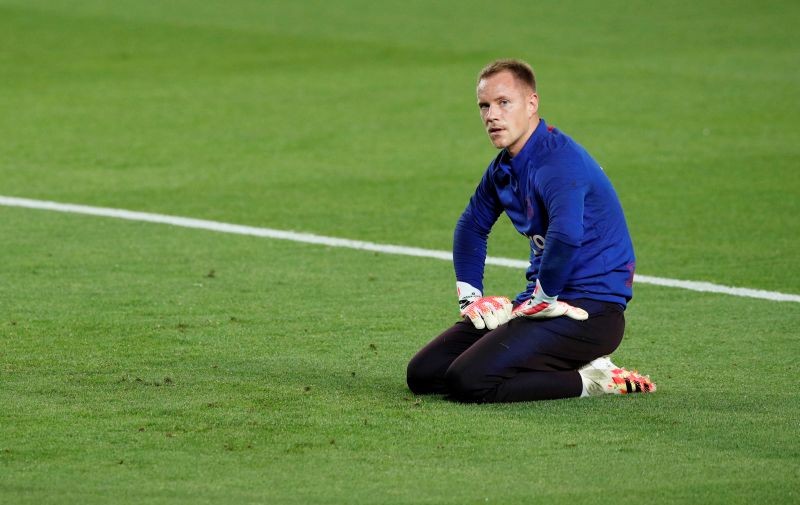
[457, 281, 512, 330]
[511, 279, 588, 321]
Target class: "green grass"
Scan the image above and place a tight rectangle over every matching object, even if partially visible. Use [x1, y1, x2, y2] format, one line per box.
[1, 1, 799, 503]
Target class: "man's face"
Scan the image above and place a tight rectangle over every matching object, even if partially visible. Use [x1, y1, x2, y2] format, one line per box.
[477, 71, 538, 156]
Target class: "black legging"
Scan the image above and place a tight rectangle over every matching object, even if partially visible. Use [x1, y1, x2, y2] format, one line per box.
[407, 299, 625, 403]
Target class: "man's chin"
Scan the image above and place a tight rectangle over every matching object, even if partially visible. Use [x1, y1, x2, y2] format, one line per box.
[488, 138, 508, 150]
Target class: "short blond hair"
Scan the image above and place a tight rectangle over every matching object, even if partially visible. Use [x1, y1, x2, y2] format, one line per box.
[477, 59, 536, 92]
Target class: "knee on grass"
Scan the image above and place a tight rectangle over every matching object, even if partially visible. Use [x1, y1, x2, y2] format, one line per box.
[406, 355, 442, 395]
[443, 366, 492, 403]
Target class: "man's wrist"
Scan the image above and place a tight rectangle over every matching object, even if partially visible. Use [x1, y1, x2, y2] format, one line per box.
[456, 281, 482, 309]
[532, 279, 557, 304]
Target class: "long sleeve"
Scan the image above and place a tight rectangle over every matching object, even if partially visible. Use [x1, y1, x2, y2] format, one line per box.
[536, 163, 589, 296]
[453, 169, 503, 293]
[537, 236, 579, 296]
[453, 211, 490, 291]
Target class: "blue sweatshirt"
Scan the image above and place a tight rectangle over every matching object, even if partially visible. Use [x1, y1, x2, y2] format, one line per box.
[453, 119, 636, 307]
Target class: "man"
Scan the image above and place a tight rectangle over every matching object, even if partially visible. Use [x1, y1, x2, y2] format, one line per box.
[406, 59, 655, 403]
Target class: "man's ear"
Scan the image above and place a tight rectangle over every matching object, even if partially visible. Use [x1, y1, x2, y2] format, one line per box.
[528, 92, 539, 117]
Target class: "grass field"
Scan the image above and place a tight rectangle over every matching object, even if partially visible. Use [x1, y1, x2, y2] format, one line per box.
[2, 1, 799, 504]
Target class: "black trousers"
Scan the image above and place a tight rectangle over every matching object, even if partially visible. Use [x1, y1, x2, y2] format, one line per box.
[407, 299, 625, 403]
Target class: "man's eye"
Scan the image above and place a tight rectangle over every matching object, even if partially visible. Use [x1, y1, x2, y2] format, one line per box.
[500, 100, 509, 105]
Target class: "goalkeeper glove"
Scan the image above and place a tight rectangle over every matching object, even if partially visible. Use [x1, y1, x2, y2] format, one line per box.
[457, 282, 512, 330]
[512, 279, 589, 321]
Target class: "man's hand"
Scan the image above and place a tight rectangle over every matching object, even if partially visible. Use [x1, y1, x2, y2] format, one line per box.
[512, 280, 588, 321]
[460, 296, 513, 330]
[457, 281, 512, 330]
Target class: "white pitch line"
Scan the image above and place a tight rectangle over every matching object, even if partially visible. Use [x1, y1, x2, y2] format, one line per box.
[2, 195, 799, 303]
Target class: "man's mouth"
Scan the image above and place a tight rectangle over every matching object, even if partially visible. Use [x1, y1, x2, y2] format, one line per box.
[488, 127, 504, 135]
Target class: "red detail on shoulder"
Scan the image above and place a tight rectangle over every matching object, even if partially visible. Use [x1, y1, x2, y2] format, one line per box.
[547, 125, 555, 132]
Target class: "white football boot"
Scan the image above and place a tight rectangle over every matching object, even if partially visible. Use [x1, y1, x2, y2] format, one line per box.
[578, 356, 656, 396]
